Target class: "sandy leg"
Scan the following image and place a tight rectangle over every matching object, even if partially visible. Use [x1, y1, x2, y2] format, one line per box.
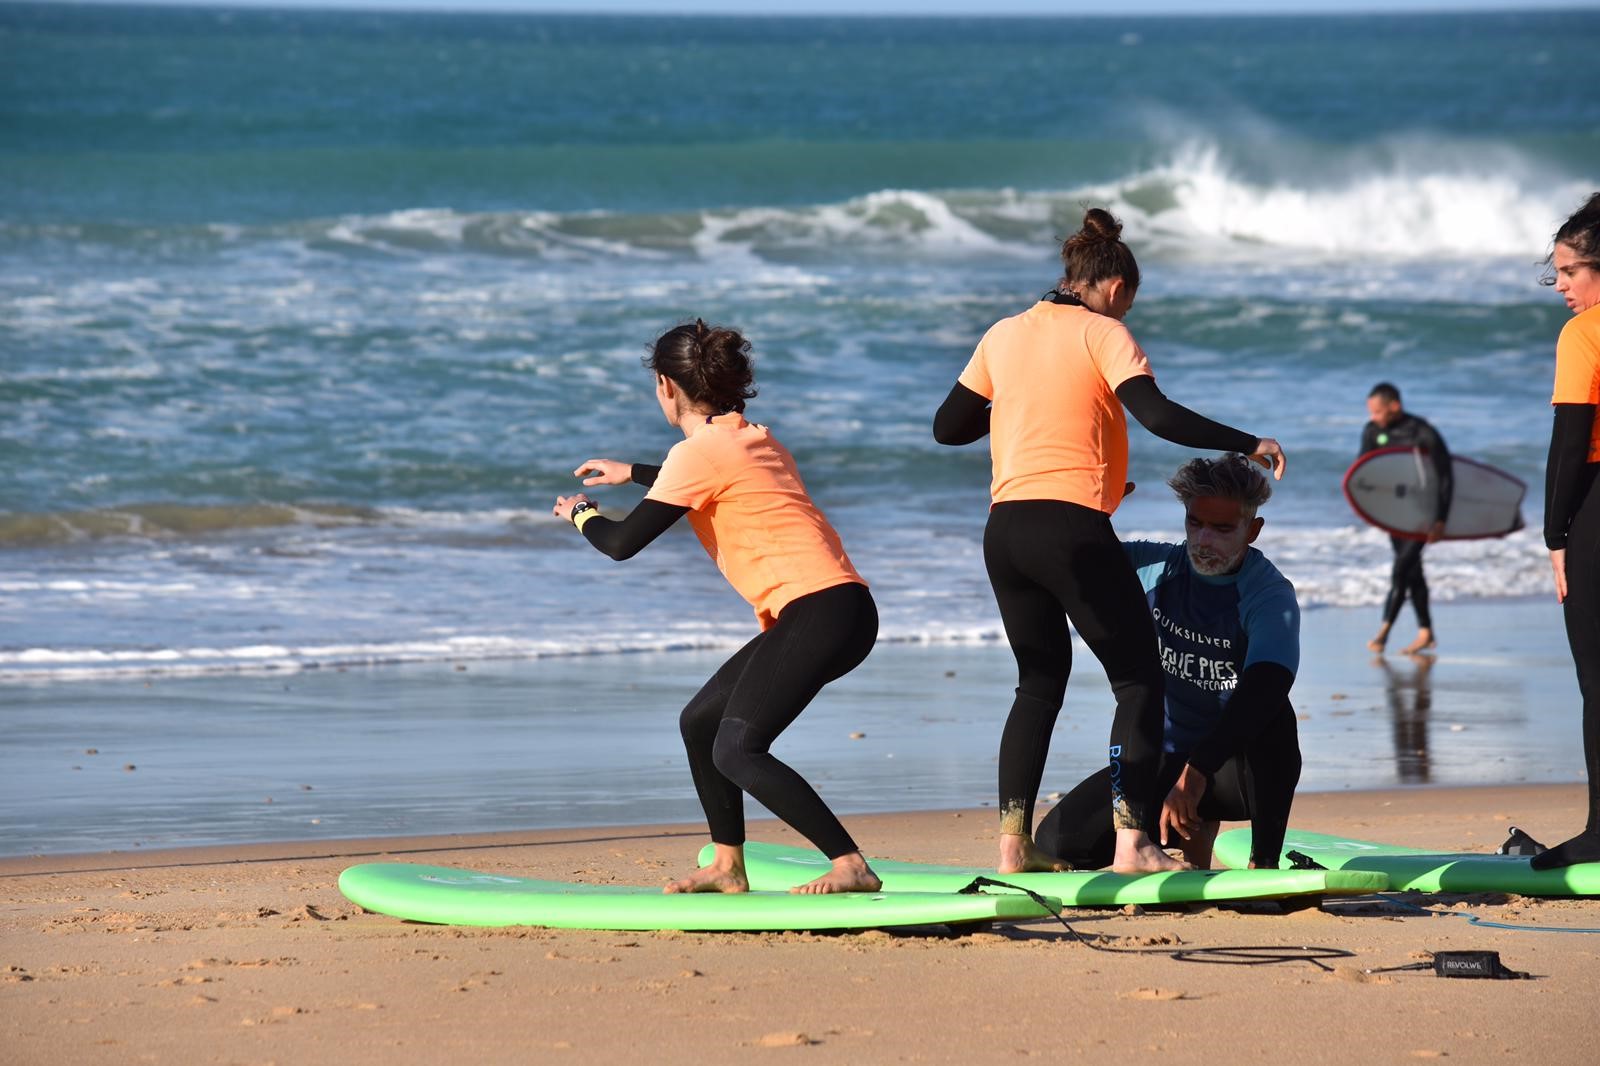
[1111, 829, 1192, 873]
[997, 833, 1073, 874]
[790, 851, 882, 895]
[663, 842, 750, 894]
[1178, 821, 1220, 870]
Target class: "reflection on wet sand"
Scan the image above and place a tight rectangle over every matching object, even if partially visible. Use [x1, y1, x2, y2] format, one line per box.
[1377, 654, 1435, 784]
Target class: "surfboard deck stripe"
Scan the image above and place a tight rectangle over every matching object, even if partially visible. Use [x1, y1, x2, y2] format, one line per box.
[718, 842, 1388, 905]
[338, 863, 1058, 929]
[1213, 828, 1600, 896]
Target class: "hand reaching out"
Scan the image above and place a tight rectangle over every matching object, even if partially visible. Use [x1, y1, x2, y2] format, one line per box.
[573, 459, 632, 487]
[1248, 438, 1287, 481]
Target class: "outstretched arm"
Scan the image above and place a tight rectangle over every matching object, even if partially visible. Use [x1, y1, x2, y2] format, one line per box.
[933, 382, 991, 445]
[554, 492, 688, 561]
[558, 459, 685, 560]
[1116, 376, 1286, 479]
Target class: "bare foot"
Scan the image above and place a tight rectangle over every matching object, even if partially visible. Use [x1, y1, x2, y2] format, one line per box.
[790, 851, 882, 895]
[1366, 622, 1391, 654]
[1402, 628, 1436, 656]
[1112, 829, 1192, 874]
[997, 833, 1073, 874]
[664, 843, 749, 894]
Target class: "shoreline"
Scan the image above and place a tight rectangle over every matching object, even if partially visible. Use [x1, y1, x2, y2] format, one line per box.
[4, 599, 1584, 858]
[4, 784, 1597, 1066]
[2, 781, 1588, 872]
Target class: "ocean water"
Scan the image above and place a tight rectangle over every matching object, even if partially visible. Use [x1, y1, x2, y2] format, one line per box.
[3, 3, 1598, 684]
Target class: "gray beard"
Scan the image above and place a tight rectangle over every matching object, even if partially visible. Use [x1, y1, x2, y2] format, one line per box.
[1188, 543, 1245, 576]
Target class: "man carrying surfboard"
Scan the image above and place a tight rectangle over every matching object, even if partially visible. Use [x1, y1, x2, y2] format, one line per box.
[1033, 455, 1301, 870]
[1359, 383, 1452, 656]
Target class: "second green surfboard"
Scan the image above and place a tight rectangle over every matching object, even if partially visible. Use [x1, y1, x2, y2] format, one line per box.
[1214, 828, 1600, 896]
[713, 841, 1388, 904]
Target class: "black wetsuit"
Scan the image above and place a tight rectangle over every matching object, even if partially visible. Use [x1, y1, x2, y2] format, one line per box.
[1034, 542, 1302, 869]
[1535, 401, 1600, 870]
[1359, 413, 1453, 631]
[577, 464, 876, 860]
[935, 291, 1263, 840]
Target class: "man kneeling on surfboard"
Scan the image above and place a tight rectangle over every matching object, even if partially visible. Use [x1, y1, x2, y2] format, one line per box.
[1035, 455, 1302, 869]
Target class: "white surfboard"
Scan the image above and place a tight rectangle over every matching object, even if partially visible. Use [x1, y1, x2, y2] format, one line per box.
[1343, 446, 1525, 541]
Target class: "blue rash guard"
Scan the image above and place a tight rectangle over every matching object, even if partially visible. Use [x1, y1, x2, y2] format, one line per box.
[1123, 540, 1300, 761]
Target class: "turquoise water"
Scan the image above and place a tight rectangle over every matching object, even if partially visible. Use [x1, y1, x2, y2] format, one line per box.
[1, 4, 1594, 853]
[3, 4, 1595, 679]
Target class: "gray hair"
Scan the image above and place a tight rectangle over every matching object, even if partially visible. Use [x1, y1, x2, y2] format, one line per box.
[1167, 454, 1273, 517]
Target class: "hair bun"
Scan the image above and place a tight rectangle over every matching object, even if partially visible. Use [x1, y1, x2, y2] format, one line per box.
[645, 320, 758, 414]
[1079, 207, 1123, 244]
[1058, 206, 1139, 292]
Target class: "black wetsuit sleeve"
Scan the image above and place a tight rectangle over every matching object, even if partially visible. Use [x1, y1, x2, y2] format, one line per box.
[1360, 422, 1379, 456]
[1186, 662, 1296, 776]
[1545, 403, 1598, 550]
[631, 463, 662, 488]
[579, 498, 688, 561]
[932, 381, 991, 445]
[1420, 421, 1454, 522]
[1115, 376, 1259, 454]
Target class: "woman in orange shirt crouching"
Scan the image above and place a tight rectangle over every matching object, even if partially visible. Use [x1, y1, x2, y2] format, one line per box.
[554, 321, 880, 895]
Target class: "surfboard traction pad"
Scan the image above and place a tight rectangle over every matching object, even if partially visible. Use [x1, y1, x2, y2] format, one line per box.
[337, 862, 1059, 930]
[717, 841, 1389, 905]
[1213, 828, 1600, 897]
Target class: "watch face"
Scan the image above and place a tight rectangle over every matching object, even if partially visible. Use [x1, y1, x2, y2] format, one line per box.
[1377, 433, 1389, 446]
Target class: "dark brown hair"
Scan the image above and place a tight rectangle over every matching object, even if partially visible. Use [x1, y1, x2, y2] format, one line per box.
[1545, 191, 1600, 285]
[645, 319, 757, 414]
[1060, 207, 1140, 294]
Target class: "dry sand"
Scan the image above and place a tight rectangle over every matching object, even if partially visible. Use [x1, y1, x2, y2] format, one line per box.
[4, 784, 1597, 1066]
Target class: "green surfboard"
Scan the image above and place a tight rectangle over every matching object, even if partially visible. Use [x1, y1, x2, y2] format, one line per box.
[337, 863, 1059, 930]
[1213, 828, 1600, 897]
[715, 841, 1388, 905]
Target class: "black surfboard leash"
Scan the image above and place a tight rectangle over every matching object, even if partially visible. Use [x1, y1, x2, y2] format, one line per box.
[957, 875, 1354, 971]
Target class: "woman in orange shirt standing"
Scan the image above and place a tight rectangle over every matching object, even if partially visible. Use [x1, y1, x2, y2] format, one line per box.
[554, 321, 881, 895]
[935, 209, 1285, 874]
[1536, 192, 1600, 871]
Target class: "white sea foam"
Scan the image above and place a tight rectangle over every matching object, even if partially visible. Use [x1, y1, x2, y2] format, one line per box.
[10, 138, 1583, 291]
[1, 521, 1553, 683]
[1094, 140, 1591, 260]
[288, 138, 1587, 273]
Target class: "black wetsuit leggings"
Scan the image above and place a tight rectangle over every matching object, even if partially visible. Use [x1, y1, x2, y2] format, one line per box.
[984, 500, 1167, 837]
[1383, 535, 1432, 629]
[1033, 706, 1303, 869]
[679, 581, 877, 860]
[1563, 468, 1600, 838]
